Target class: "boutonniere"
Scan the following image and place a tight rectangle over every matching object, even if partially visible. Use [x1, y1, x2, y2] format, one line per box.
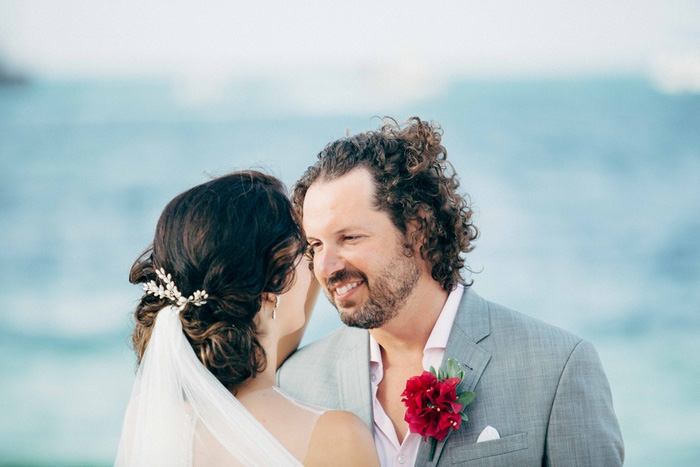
[401, 358, 476, 462]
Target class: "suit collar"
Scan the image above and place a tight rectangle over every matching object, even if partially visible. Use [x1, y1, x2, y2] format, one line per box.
[336, 327, 374, 428]
[416, 287, 493, 464]
[452, 286, 491, 344]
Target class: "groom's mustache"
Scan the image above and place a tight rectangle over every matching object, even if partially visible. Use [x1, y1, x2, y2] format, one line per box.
[325, 268, 367, 291]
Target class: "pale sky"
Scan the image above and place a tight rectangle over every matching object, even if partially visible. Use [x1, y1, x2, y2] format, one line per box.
[1, 0, 699, 110]
[2, 0, 698, 76]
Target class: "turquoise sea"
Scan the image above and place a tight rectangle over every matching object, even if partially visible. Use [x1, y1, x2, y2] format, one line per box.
[1, 77, 699, 466]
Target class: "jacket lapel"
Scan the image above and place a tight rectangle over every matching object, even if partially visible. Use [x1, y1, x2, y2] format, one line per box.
[336, 327, 374, 428]
[415, 288, 492, 465]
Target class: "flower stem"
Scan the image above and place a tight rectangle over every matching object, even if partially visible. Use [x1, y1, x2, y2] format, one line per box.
[429, 438, 437, 462]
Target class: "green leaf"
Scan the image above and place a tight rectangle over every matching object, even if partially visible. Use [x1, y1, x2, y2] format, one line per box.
[460, 412, 469, 422]
[447, 358, 461, 379]
[429, 366, 437, 377]
[438, 367, 446, 380]
[459, 370, 465, 382]
[457, 391, 476, 407]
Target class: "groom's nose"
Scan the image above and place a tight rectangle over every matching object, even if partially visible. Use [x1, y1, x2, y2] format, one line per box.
[315, 246, 345, 281]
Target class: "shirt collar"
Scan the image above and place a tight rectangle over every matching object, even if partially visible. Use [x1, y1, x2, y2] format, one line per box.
[425, 283, 464, 352]
[369, 329, 381, 364]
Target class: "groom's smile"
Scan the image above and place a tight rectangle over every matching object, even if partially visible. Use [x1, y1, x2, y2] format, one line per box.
[331, 279, 363, 301]
[325, 267, 367, 305]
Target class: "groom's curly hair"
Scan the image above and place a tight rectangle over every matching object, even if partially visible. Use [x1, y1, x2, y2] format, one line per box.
[129, 171, 305, 392]
[293, 117, 478, 291]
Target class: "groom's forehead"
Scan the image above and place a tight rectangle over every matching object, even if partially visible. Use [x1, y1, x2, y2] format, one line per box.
[303, 205, 390, 238]
[303, 201, 395, 240]
[304, 170, 375, 213]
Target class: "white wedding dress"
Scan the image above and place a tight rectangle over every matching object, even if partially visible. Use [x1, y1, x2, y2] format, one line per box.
[115, 306, 323, 466]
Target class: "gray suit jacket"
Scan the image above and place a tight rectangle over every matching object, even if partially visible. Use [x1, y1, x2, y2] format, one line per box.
[278, 288, 624, 466]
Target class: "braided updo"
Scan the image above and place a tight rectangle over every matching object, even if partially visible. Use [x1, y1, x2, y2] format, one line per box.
[129, 171, 305, 392]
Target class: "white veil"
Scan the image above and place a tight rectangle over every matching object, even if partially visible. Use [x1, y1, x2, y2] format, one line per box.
[115, 305, 302, 466]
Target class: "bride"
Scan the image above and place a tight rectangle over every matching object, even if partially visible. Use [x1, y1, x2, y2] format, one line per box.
[115, 171, 379, 466]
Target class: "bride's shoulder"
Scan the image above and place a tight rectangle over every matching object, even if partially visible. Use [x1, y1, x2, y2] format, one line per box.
[305, 410, 379, 466]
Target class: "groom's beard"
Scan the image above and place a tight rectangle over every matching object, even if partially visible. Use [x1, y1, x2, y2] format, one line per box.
[325, 252, 420, 329]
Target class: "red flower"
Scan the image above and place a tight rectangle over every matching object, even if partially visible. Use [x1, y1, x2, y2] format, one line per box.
[401, 371, 464, 441]
[402, 359, 475, 461]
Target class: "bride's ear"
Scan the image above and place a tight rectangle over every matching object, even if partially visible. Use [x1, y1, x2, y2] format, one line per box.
[261, 292, 277, 306]
[259, 293, 280, 324]
[260, 293, 280, 317]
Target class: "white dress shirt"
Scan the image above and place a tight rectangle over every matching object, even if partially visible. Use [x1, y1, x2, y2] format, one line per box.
[369, 284, 464, 467]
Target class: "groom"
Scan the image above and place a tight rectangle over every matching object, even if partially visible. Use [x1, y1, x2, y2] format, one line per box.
[278, 117, 624, 466]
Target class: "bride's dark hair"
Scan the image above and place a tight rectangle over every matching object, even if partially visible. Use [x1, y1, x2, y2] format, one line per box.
[129, 170, 305, 391]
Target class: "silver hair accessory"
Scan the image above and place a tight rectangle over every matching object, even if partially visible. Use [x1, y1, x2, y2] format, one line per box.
[272, 295, 280, 320]
[143, 268, 209, 311]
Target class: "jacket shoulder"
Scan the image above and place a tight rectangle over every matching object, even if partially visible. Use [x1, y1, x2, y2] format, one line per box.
[282, 325, 365, 369]
[277, 326, 366, 398]
[479, 294, 584, 351]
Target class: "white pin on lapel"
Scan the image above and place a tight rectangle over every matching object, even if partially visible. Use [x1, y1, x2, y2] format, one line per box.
[476, 425, 500, 442]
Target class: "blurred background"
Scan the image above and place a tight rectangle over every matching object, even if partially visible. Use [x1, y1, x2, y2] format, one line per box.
[1, 1, 699, 465]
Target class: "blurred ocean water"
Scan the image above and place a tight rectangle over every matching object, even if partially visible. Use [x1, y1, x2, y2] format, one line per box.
[0, 78, 698, 466]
